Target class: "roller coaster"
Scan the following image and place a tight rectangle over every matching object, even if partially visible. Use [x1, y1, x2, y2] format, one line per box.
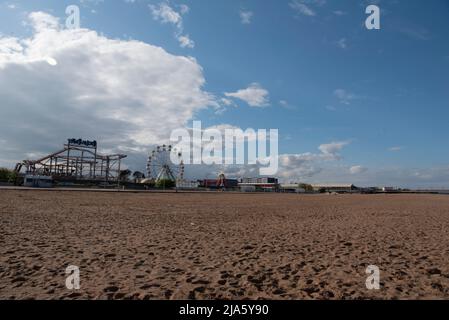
[13, 139, 126, 185]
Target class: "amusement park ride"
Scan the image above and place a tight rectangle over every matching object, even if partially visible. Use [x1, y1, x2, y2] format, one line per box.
[12, 139, 230, 189]
[13, 139, 126, 184]
[145, 144, 185, 185]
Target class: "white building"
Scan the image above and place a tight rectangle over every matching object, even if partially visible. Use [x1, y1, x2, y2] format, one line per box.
[239, 177, 279, 192]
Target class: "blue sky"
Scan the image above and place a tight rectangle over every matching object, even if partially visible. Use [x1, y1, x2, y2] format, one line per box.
[1, 0, 449, 187]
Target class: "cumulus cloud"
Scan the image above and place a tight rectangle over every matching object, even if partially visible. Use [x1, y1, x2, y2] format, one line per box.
[276, 141, 351, 181]
[318, 141, 350, 159]
[187, 138, 350, 182]
[149, 1, 194, 48]
[224, 83, 270, 107]
[0, 11, 214, 167]
[150, 2, 182, 26]
[29, 11, 60, 31]
[278, 153, 322, 179]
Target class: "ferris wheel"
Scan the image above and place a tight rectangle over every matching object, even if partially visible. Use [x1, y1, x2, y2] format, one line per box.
[146, 144, 185, 183]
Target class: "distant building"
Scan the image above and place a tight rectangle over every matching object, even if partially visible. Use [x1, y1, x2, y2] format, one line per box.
[176, 181, 200, 189]
[280, 184, 306, 193]
[199, 179, 239, 189]
[24, 175, 53, 188]
[241, 177, 278, 184]
[311, 184, 358, 193]
[239, 177, 279, 192]
[360, 187, 380, 194]
[240, 185, 257, 192]
[382, 187, 396, 192]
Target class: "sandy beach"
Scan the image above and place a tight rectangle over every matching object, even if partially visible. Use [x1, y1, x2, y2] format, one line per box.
[1, 190, 449, 300]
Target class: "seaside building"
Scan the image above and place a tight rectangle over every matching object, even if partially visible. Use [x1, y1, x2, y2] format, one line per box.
[239, 177, 279, 192]
[199, 179, 239, 190]
[279, 184, 306, 193]
[311, 184, 359, 193]
[176, 180, 200, 190]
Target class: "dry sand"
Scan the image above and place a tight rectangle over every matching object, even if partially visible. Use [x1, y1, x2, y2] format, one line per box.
[1, 190, 449, 300]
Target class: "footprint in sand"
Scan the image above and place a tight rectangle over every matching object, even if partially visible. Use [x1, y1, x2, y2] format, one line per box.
[217, 279, 227, 285]
[103, 285, 119, 293]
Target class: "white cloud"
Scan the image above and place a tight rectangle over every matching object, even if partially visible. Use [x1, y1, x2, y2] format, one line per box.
[276, 140, 351, 181]
[150, 2, 182, 26]
[290, 0, 315, 16]
[334, 89, 356, 105]
[220, 98, 234, 106]
[0, 37, 23, 55]
[177, 34, 194, 48]
[210, 98, 237, 114]
[318, 141, 350, 158]
[220, 98, 238, 109]
[279, 100, 297, 110]
[224, 83, 270, 107]
[389, 146, 403, 152]
[180, 139, 350, 182]
[0, 12, 214, 167]
[289, 0, 326, 17]
[240, 10, 253, 24]
[29, 11, 59, 32]
[149, 2, 194, 48]
[182, 139, 449, 188]
[350, 165, 368, 175]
